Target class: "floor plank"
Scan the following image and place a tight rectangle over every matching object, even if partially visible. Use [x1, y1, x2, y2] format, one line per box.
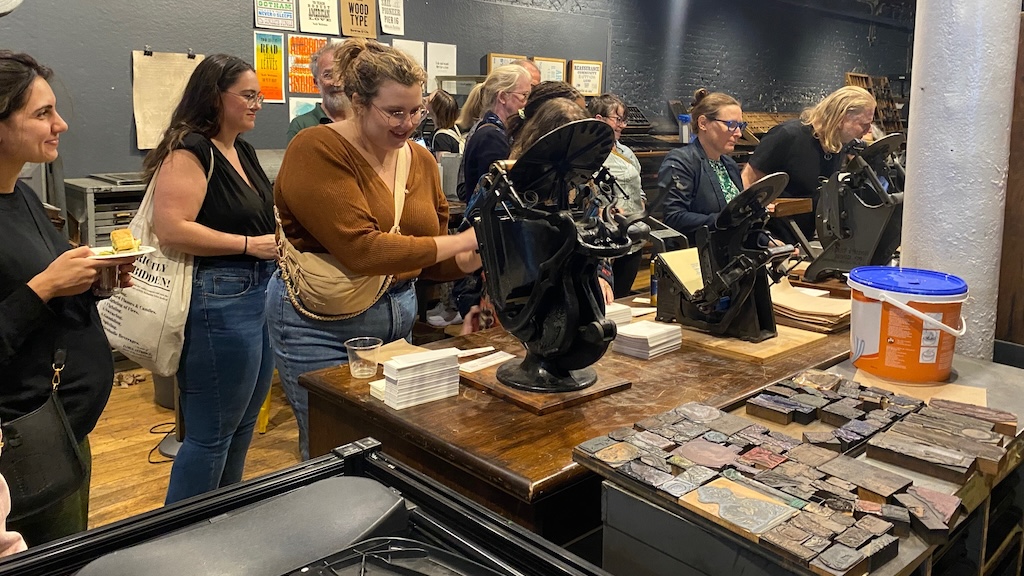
[87, 369, 300, 529]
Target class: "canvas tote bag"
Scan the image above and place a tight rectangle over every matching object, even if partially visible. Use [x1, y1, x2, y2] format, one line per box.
[97, 151, 214, 376]
[278, 143, 411, 321]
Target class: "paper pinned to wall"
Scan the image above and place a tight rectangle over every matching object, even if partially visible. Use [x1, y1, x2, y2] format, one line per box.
[289, 97, 321, 121]
[392, 38, 425, 70]
[254, 31, 286, 103]
[254, 0, 297, 30]
[288, 34, 328, 94]
[132, 50, 205, 150]
[425, 42, 456, 93]
[298, 0, 340, 35]
[378, 0, 404, 35]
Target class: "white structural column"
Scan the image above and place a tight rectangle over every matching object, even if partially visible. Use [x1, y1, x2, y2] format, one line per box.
[901, 2, 1021, 359]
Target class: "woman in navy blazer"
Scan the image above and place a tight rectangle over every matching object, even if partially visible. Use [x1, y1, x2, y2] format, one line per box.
[658, 89, 745, 244]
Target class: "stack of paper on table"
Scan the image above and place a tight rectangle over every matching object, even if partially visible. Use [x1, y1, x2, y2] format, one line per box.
[613, 320, 682, 359]
[770, 278, 851, 333]
[372, 348, 460, 409]
[604, 302, 634, 327]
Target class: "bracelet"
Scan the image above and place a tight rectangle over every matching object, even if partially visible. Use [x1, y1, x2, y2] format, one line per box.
[242, 236, 248, 255]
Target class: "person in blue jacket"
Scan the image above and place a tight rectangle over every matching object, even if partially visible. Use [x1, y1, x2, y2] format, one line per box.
[658, 89, 745, 244]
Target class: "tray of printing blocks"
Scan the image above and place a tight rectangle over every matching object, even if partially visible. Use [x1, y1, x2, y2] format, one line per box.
[572, 368, 1021, 576]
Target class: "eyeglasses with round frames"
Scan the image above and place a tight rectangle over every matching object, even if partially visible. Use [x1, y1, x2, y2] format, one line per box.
[371, 102, 427, 128]
[224, 91, 265, 108]
[604, 115, 628, 127]
[709, 118, 748, 132]
[507, 90, 531, 101]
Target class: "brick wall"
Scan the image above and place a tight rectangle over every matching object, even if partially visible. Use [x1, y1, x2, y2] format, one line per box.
[493, 0, 912, 128]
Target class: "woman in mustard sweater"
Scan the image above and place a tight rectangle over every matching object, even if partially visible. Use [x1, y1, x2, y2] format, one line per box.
[268, 38, 480, 460]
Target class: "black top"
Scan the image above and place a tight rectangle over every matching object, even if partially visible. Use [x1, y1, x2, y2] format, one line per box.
[457, 112, 507, 202]
[747, 119, 843, 236]
[658, 139, 744, 245]
[431, 131, 461, 155]
[178, 133, 275, 261]
[0, 181, 113, 442]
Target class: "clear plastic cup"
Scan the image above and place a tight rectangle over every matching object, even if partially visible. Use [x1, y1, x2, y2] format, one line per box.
[345, 337, 383, 379]
[93, 265, 121, 298]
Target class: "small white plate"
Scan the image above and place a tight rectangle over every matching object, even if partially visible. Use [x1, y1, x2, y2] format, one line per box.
[88, 245, 156, 260]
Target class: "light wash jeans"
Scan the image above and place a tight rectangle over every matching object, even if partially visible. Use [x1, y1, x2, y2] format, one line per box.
[165, 259, 275, 504]
[265, 271, 417, 460]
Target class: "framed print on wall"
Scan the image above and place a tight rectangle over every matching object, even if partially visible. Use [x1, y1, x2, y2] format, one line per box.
[532, 56, 566, 82]
[569, 59, 603, 97]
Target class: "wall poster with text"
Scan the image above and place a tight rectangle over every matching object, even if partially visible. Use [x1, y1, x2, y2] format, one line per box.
[289, 34, 329, 94]
[254, 31, 286, 103]
[254, 0, 297, 30]
[299, 0, 340, 36]
[341, 0, 377, 38]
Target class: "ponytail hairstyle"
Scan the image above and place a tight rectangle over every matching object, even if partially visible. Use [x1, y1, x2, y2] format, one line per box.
[689, 88, 740, 134]
[334, 37, 426, 113]
[505, 80, 583, 143]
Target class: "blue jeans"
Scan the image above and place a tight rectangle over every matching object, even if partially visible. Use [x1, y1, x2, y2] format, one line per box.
[265, 271, 417, 460]
[165, 259, 275, 504]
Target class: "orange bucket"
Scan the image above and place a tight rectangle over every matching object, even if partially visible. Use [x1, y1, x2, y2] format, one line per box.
[848, 266, 967, 383]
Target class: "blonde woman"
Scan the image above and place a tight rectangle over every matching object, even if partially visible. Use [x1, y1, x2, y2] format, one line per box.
[742, 86, 876, 239]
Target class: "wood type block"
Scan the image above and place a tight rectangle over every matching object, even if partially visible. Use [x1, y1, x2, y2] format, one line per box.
[903, 413, 1004, 444]
[675, 464, 718, 488]
[659, 477, 698, 498]
[803, 535, 832, 555]
[721, 469, 808, 509]
[841, 419, 882, 438]
[919, 406, 994, 432]
[816, 455, 912, 500]
[859, 534, 899, 571]
[821, 403, 865, 428]
[727, 434, 757, 451]
[787, 443, 838, 467]
[707, 412, 755, 436]
[740, 423, 770, 435]
[633, 430, 676, 450]
[776, 460, 826, 482]
[894, 492, 950, 545]
[907, 485, 961, 526]
[885, 404, 914, 418]
[812, 480, 858, 503]
[790, 511, 844, 538]
[865, 409, 895, 425]
[671, 438, 741, 470]
[674, 402, 723, 424]
[747, 394, 794, 425]
[890, 420, 1006, 475]
[621, 460, 675, 488]
[762, 526, 819, 563]
[824, 477, 857, 493]
[837, 380, 862, 399]
[792, 393, 831, 409]
[831, 428, 864, 452]
[866, 432, 975, 484]
[810, 543, 868, 576]
[703, 430, 729, 444]
[667, 454, 696, 470]
[888, 394, 924, 410]
[854, 514, 893, 536]
[668, 420, 710, 443]
[834, 526, 873, 549]
[681, 478, 799, 537]
[863, 386, 895, 399]
[769, 431, 803, 451]
[824, 498, 855, 513]
[638, 453, 673, 473]
[636, 416, 667, 431]
[608, 427, 637, 441]
[765, 385, 798, 398]
[803, 431, 843, 452]
[625, 434, 667, 454]
[577, 435, 617, 455]
[829, 513, 856, 529]
[594, 442, 641, 467]
[928, 398, 1017, 436]
[853, 500, 911, 537]
[738, 446, 788, 470]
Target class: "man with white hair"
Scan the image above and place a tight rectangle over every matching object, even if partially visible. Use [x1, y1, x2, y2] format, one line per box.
[511, 58, 541, 87]
[287, 43, 350, 141]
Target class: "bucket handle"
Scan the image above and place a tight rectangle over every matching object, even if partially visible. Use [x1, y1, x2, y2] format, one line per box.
[876, 293, 967, 337]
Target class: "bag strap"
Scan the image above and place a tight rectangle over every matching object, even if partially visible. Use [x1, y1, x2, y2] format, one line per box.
[390, 143, 411, 234]
[51, 337, 66, 393]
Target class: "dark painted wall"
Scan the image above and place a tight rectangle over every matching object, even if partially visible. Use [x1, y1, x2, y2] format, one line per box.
[0, 0, 910, 177]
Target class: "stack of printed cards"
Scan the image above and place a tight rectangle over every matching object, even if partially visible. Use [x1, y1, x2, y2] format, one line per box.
[604, 302, 634, 327]
[373, 348, 461, 409]
[613, 320, 682, 360]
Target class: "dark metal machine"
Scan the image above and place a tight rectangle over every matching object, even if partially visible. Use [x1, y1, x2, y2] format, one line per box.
[466, 120, 635, 393]
[803, 133, 906, 282]
[656, 173, 793, 343]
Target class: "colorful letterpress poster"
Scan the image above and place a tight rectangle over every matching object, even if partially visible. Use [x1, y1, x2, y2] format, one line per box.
[254, 31, 286, 103]
[288, 34, 328, 94]
[299, 0, 341, 36]
[254, 0, 297, 30]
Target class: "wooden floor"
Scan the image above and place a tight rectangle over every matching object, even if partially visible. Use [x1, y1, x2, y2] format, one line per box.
[87, 369, 300, 529]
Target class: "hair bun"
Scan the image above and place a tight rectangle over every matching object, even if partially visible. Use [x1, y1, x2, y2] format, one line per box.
[691, 88, 709, 108]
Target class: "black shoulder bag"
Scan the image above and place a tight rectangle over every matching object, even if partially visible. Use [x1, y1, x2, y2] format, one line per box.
[0, 343, 87, 522]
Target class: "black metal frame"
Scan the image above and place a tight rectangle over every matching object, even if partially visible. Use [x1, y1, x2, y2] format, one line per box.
[0, 438, 608, 576]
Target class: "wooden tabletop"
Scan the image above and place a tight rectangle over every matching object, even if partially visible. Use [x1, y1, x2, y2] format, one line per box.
[300, 326, 850, 506]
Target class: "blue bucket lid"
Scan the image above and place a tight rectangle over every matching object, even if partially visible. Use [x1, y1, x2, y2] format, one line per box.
[849, 266, 967, 296]
[677, 114, 691, 122]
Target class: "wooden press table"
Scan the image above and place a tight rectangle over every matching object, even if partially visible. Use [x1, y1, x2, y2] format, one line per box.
[299, 307, 850, 544]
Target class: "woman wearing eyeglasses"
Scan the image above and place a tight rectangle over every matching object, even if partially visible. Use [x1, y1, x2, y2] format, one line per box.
[590, 93, 646, 298]
[741, 86, 876, 243]
[268, 38, 480, 461]
[146, 54, 277, 503]
[659, 89, 746, 244]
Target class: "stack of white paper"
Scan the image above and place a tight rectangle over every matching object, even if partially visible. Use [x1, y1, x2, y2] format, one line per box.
[604, 302, 634, 327]
[613, 320, 682, 360]
[377, 348, 461, 409]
